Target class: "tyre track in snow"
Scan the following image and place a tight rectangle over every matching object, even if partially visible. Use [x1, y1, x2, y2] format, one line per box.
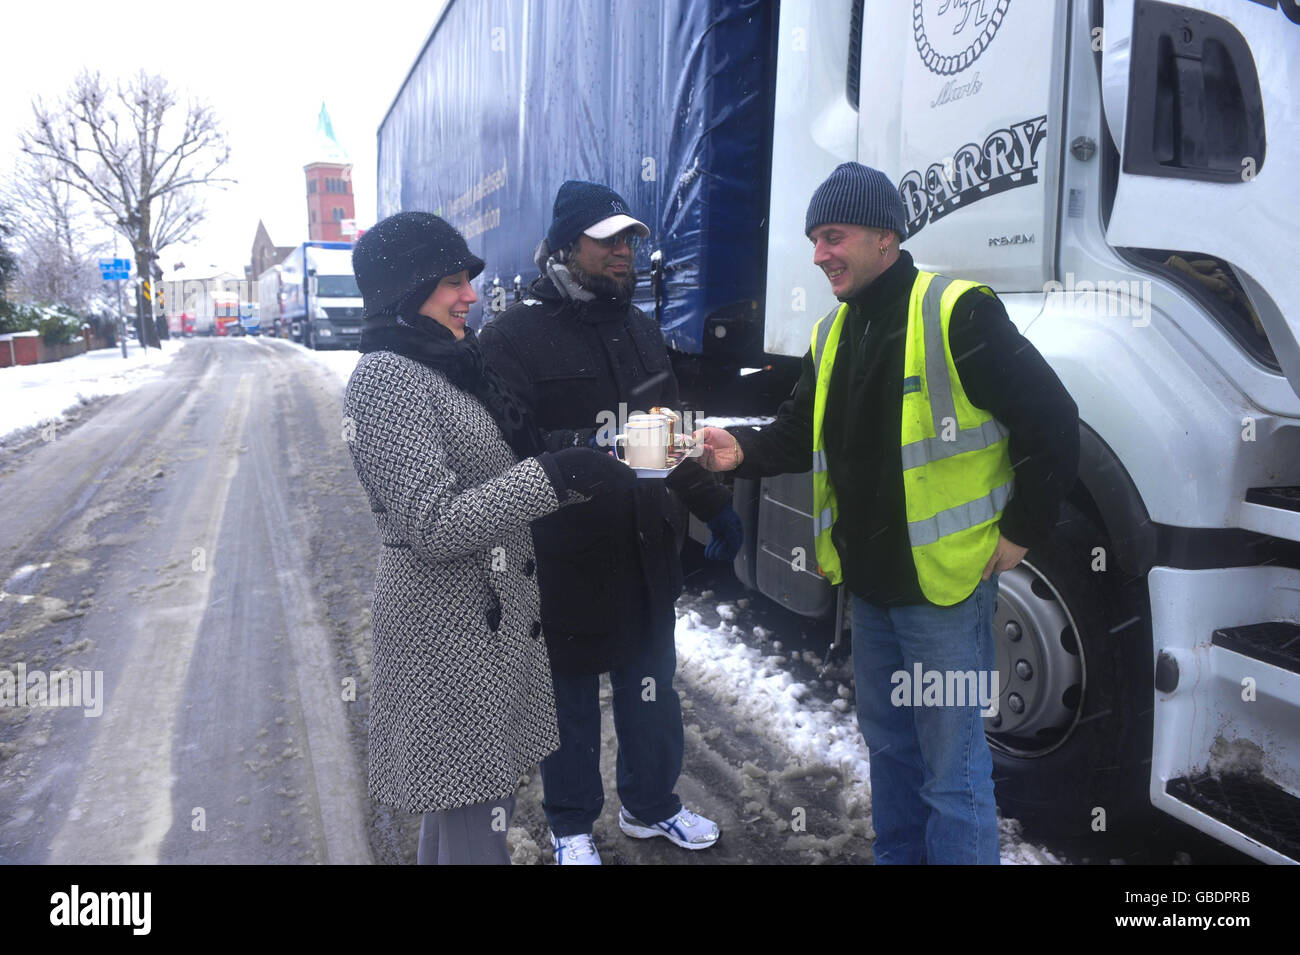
[1, 344, 226, 861]
[0, 340, 371, 863]
[47, 365, 254, 863]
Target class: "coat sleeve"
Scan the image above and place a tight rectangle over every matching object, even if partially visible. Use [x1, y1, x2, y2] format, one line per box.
[948, 289, 1080, 550]
[726, 349, 817, 477]
[479, 319, 595, 451]
[344, 353, 561, 564]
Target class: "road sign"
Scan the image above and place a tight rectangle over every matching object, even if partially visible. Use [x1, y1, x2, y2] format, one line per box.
[98, 258, 132, 281]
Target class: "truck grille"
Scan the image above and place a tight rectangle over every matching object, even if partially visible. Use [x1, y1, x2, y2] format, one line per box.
[323, 307, 363, 321]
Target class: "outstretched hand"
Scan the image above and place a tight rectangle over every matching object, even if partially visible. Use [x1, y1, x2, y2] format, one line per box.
[692, 427, 743, 472]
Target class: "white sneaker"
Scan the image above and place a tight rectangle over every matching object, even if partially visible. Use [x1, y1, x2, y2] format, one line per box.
[550, 831, 601, 865]
[618, 806, 720, 850]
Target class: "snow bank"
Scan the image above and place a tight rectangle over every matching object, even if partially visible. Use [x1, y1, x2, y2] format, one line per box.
[696, 415, 774, 429]
[0, 339, 184, 442]
[675, 606, 1065, 865]
[677, 610, 871, 804]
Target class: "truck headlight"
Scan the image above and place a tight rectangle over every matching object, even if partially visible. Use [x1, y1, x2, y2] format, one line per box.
[318, 328, 333, 337]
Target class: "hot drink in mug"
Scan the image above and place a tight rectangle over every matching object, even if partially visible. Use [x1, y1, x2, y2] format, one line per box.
[616, 414, 672, 469]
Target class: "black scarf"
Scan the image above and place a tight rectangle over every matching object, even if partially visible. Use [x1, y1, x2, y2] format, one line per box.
[359, 315, 543, 461]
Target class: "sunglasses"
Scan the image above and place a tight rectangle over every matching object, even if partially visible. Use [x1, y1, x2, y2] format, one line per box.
[592, 229, 642, 251]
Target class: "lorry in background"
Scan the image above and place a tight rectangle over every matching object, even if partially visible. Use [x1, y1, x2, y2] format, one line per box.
[166, 311, 196, 337]
[258, 266, 284, 338]
[174, 287, 218, 337]
[239, 302, 260, 336]
[379, 0, 1300, 863]
[210, 289, 241, 337]
[276, 242, 364, 350]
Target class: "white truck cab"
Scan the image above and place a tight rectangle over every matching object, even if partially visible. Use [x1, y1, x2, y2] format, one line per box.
[279, 243, 364, 350]
[756, 0, 1300, 861]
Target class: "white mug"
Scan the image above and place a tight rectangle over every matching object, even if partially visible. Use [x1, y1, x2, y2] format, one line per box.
[616, 415, 670, 468]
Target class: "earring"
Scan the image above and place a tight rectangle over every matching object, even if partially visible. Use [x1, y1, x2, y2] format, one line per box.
[879, 246, 887, 255]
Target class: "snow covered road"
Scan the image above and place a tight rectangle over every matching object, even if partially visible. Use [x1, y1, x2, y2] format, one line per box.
[0, 338, 372, 862]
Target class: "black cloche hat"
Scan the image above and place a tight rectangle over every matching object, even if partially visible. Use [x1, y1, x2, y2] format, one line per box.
[352, 212, 485, 319]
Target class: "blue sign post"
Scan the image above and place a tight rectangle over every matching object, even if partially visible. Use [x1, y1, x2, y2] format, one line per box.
[99, 258, 133, 357]
[98, 258, 132, 281]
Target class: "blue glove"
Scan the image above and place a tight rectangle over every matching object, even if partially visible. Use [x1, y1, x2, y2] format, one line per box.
[705, 506, 744, 562]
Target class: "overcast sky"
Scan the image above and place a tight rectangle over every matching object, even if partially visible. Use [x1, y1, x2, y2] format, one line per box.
[0, 0, 448, 279]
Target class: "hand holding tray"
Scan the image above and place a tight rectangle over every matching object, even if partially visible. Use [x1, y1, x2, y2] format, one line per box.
[614, 432, 703, 478]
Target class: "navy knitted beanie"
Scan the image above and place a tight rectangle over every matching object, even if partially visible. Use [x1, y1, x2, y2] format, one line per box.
[546, 180, 643, 252]
[805, 163, 908, 239]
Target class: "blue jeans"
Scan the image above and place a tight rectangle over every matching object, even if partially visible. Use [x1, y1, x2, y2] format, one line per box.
[851, 577, 1000, 864]
[540, 618, 684, 837]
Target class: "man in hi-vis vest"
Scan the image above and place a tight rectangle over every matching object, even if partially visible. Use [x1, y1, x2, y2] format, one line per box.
[694, 163, 1079, 864]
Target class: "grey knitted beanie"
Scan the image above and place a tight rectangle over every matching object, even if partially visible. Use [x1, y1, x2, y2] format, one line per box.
[805, 162, 908, 239]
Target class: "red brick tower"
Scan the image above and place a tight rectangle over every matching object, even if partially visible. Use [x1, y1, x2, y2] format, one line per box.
[305, 102, 355, 242]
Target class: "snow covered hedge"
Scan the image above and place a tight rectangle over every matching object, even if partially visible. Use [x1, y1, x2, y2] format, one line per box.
[0, 302, 85, 344]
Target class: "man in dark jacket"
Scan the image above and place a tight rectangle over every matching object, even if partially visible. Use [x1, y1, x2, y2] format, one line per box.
[480, 180, 743, 865]
[696, 163, 1080, 864]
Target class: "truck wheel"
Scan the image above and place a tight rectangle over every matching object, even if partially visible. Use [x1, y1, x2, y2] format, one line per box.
[987, 502, 1153, 848]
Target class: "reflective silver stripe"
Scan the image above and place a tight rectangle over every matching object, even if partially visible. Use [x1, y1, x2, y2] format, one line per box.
[900, 418, 1009, 470]
[813, 448, 828, 473]
[921, 276, 957, 436]
[811, 305, 841, 376]
[814, 507, 834, 535]
[907, 482, 1013, 547]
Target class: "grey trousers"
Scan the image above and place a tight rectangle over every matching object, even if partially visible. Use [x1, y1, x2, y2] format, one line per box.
[417, 794, 516, 865]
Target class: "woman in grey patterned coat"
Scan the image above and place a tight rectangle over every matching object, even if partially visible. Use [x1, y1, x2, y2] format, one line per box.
[345, 213, 636, 864]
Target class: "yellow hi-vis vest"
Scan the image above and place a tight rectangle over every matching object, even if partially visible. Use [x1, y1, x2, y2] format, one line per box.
[809, 270, 1016, 606]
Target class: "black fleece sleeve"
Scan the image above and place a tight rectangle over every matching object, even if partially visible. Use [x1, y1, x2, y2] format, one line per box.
[948, 289, 1080, 550]
[479, 321, 594, 452]
[725, 350, 817, 477]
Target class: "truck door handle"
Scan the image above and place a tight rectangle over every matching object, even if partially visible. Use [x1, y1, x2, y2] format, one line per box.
[1123, 0, 1266, 183]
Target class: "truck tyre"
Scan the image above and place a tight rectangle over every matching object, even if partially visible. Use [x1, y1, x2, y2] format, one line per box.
[987, 501, 1153, 848]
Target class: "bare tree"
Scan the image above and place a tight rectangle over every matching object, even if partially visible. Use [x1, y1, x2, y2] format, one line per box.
[0, 203, 17, 307]
[21, 70, 233, 347]
[2, 153, 107, 311]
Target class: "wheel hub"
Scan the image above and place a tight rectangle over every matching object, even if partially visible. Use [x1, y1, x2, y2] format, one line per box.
[986, 562, 1085, 757]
